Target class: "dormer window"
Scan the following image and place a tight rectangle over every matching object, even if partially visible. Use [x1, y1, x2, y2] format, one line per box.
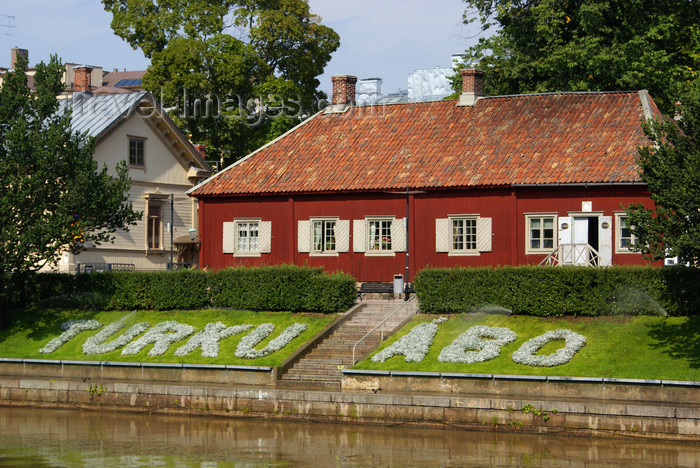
[129, 137, 145, 167]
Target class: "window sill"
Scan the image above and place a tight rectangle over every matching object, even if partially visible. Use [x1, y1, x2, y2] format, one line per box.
[614, 249, 637, 255]
[234, 252, 262, 258]
[309, 251, 339, 257]
[364, 251, 396, 257]
[448, 251, 480, 257]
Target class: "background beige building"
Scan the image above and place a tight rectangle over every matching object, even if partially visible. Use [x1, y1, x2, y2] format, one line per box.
[54, 66, 211, 272]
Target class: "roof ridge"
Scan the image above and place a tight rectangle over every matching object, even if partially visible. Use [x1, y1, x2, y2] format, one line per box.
[481, 90, 640, 99]
[345, 90, 641, 109]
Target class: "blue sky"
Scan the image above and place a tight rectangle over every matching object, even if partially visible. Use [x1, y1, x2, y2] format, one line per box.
[1, 0, 482, 95]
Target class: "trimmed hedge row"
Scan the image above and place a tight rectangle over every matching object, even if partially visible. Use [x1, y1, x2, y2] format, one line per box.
[9, 266, 356, 313]
[414, 266, 700, 316]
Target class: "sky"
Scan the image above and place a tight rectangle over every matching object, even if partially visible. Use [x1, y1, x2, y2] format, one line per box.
[0, 0, 482, 96]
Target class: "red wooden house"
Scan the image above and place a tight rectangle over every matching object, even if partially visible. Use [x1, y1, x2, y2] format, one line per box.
[189, 69, 659, 282]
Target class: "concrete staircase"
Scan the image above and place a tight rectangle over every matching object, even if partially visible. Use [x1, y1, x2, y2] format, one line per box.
[278, 300, 417, 389]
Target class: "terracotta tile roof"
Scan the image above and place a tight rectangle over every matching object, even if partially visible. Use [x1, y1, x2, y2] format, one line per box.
[190, 91, 658, 197]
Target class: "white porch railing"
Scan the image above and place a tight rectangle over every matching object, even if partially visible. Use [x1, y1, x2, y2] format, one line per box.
[539, 243, 611, 267]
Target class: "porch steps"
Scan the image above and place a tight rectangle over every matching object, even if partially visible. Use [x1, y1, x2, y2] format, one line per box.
[278, 301, 417, 385]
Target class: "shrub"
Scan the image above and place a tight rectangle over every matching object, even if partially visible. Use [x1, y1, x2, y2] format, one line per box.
[414, 265, 699, 316]
[10, 265, 356, 313]
[210, 265, 355, 312]
[107, 270, 210, 310]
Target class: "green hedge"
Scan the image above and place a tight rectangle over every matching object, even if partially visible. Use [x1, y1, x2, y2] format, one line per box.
[209, 265, 356, 313]
[8, 266, 356, 313]
[414, 266, 700, 316]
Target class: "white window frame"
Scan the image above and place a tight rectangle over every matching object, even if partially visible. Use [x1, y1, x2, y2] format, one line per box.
[525, 213, 558, 254]
[310, 217, 339, 256]
[366, 216, 395, 256]
[449, 215, 479, 256]
[235, 219, 260, 256]
[615, 212, 637, 254]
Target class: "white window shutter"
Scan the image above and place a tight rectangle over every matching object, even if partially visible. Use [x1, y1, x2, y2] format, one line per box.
[297, 220, 311, 253]
[258, 221, 272, 253]
[392, 218, 406, 252]
[598, 216, 612, 266]
[476, 217, 492, 252]
[222, 222, 235, 253]
[336, 220, 350, 252]
[353, 219, 366, 252]
[435, 218, 449, 252]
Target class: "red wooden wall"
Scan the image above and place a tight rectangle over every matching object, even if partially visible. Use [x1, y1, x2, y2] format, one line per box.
[197, 185, 655, 281]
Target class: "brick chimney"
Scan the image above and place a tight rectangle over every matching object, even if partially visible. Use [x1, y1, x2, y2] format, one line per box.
[10, 48, 28, 69]
[329, 74, 357, 112]
[193, 144, 206, 159]
[73, 65, 94, 94]
[457, 68, 485, 107]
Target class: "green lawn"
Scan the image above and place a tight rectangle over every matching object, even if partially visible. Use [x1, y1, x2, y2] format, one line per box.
[355, 314, 700, 381]
[0, 308, 334, 367]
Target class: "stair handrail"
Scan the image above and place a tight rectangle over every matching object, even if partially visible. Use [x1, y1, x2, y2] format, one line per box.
[352, 296, 417, 365]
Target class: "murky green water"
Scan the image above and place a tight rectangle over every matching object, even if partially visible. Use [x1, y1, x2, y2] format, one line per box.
[0, 406, 697, 467]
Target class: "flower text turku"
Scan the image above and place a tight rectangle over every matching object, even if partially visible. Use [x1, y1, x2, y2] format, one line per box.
[39, 320, 308, 359]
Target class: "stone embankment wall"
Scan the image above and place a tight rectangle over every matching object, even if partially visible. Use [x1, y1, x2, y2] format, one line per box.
[0, 364, 698, 442]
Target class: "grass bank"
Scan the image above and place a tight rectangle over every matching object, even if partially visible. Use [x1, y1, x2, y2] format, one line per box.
[355, 314, 700, 381]
[0, 308, 334, 367]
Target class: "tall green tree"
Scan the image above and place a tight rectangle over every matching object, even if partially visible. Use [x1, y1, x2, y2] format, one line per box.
[0, 55, 141, 317]
[625, 80, 700, 266]
[458, 0, 699, 114]
[103, 0, 340, 165]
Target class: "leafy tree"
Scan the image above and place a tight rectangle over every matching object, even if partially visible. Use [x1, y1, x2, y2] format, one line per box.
[625, 80, 700, 266]
[0, 54, 141, 318]
[457, 0, 700, 114]
[103, 0, 340, 165]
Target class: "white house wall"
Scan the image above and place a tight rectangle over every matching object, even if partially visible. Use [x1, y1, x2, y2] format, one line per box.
[93, 113, 192, 186]
[56, 111, 200, 272]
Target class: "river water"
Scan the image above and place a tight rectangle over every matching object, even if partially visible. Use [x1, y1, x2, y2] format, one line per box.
[0, 407, 697, 467]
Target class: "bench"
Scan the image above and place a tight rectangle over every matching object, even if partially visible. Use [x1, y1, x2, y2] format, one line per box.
[357, 282, 395, 301]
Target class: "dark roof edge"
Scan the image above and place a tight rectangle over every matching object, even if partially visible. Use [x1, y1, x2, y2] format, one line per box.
[193, 181, 647, 198]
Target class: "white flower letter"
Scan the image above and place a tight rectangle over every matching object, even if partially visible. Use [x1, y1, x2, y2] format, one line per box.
[511, 329, 587, 367]
[121, 321, 195, 356]
[174, 322, 253, 357]
[438, 325, 517, 364]
[371, 318, 446, 363]
[235, 323, 308, 359]
[39, 320, 102, 354]
[82, 321, 150, 355]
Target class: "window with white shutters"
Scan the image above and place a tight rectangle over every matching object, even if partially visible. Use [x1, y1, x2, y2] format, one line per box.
[435, 215, 492, 255]
[223, 219, 270, 256]
[299, 218, 349, 255]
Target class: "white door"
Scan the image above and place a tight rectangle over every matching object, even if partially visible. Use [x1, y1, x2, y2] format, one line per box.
[598, 216, 612, 266]
[572, 217, 590, 265]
